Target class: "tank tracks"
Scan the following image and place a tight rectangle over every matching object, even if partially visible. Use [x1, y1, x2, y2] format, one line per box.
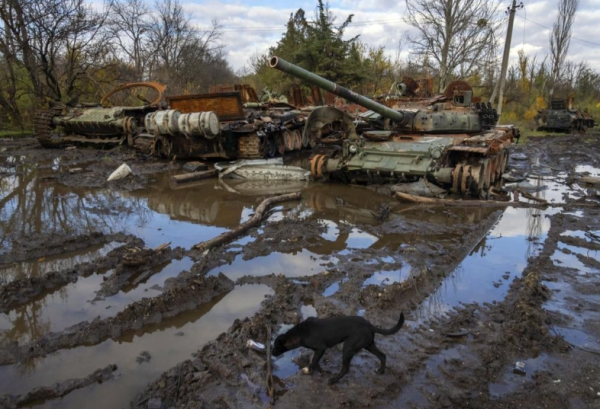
[33, 108, 62, 148]
[451, 149, 509, 196]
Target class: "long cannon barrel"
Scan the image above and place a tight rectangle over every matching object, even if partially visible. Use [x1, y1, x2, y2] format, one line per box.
[269, 56, 405, 123]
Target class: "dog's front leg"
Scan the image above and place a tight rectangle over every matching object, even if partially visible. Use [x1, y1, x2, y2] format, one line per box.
[307, 349, 325, 373]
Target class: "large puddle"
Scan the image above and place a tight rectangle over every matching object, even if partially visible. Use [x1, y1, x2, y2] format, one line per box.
[0, 151, 596, 407]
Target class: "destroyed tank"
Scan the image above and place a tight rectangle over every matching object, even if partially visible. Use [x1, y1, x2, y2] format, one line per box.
[33, 82, 307, 160]
[269, 56, 520, 197]
[33, 82, 169, 150]
[535, 99, 595, 132]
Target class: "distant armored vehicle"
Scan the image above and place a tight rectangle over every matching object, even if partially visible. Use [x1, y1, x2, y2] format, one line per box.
[535, 99, 595, 132]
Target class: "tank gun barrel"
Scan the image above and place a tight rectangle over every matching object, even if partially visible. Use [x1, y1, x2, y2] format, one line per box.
[269, 56, 405, 123]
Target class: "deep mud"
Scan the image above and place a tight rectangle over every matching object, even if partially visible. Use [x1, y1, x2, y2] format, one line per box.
[1, 134, 600, 408]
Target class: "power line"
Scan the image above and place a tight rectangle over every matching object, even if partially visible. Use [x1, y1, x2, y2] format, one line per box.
[515, 14, 600, 47]
[201, 17, 405, 32]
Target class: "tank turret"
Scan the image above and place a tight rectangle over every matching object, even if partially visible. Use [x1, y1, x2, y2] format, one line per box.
[269, 56, 500, 135]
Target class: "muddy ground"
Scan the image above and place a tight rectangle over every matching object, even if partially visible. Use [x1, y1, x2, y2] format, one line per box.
[0, 133, 599, 409]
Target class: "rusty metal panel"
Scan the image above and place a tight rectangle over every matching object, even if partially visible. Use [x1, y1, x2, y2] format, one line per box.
[209, 84, 236, 93]
[168, 92, 244, 121]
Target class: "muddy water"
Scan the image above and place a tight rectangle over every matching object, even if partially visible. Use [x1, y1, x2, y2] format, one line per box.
[0, 284, 272, 409]
[0, 257, 195, 344]
[1, 151, 595, 408]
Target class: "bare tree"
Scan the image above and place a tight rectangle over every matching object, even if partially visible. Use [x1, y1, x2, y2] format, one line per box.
[0, 0, 112, 103]
[549, 0, 579, 97]
[109, 0, 151, 81]
[404, 0, 501, 92]
[146, 0, 231, 94]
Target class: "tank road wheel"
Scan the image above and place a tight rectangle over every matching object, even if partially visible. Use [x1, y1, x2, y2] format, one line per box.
[501, 149, 510, 174]
[452, 164, 464, 194]
[238, 134, 263, 159]
[283, 130, 295, 152]
[480, 158, 492, 190]
[276, 133, 286, 155]
[461, 165, 471, 194]
[301, 130, 309, 148]
[293, 129, 302, 151]
[310, 154, 328, 180]
[469, 164, 485, 197]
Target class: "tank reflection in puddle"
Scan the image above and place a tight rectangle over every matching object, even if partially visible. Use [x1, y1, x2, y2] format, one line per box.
[0, 284, 272, 409]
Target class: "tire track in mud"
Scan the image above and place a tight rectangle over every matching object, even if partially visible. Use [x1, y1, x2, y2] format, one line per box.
[0, 271, 234, 365]
[0, 234, 141, 313]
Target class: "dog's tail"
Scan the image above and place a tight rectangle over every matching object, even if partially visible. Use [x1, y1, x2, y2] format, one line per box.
[372, 311, 405, 335]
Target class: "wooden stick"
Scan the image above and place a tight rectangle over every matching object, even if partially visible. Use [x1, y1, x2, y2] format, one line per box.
[394, 192, 567, 209]
[515, 189, 548, 204]
[170, 169, 217, 184]
[154, 242, 171, 252]
[193, 192, 302, 251]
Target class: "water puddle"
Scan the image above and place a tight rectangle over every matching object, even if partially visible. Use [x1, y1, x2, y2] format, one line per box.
[362, 264, 413, 288]
[0, 284, 272, 409]
[0, 257, 194, 344]
[416, 207, 550, 319]
[489, 354, 550, 397]
[553, 326, 600, 351]
[208, 249, 329, 281]
[551, 249, 597, 275]
[575, 165, 600, 176]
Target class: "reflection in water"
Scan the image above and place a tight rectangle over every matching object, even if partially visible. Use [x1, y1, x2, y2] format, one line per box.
[2, 151, 559, 408]
[416, 207, 552, 320]
[0, 257, 195, 345]
[0, 284, 272, 409]
[0, 242, 119, 283]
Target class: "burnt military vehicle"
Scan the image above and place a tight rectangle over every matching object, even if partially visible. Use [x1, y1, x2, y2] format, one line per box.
[269, 56, 519, 197]
[535, 99, 595, 132]
[33, 82, 308, 160]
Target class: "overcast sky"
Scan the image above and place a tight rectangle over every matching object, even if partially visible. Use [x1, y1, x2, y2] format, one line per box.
[178, 0, 600, 73]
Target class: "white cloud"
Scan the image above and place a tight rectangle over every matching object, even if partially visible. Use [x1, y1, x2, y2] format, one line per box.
[175, 0, 600, 72]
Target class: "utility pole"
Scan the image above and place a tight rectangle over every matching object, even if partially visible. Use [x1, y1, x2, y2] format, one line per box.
[495, 0, 524, 117]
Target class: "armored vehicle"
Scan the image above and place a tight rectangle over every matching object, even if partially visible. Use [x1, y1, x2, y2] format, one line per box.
[270, 56, 519, 197]
[33, 82, 308, 160]
[535, 99, 595, 132]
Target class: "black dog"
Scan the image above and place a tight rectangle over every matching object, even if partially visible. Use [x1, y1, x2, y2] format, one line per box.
[272, 311, 404, 384]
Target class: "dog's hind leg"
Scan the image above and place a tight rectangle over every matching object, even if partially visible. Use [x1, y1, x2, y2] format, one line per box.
[328, 349, 355, 385]
[365, 342, 386, 374]
[328, 339, 369, 384]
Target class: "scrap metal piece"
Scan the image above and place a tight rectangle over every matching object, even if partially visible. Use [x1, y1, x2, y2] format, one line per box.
[100, 81, 167, 106]
[215, 158, 310, 181]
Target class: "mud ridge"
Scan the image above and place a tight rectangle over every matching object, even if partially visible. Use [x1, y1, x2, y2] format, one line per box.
[0, 364, 117, 408]
[93, 246, 185, 300]
[0, 232, 125, 266]
[0, 235, 142, 312]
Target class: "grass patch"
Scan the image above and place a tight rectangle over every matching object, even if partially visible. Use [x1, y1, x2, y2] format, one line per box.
[0, 130, 33, 138]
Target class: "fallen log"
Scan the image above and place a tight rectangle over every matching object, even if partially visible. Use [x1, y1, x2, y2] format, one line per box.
[193, 192, 302, 251]
[515, 189, 548, 204]
[170, 169, 217, 184]
[580, 176, 600, 185]
[394, 192, 585, 209]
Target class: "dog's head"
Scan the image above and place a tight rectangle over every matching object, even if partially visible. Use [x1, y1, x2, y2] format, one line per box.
[271, 334, 288, 357]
